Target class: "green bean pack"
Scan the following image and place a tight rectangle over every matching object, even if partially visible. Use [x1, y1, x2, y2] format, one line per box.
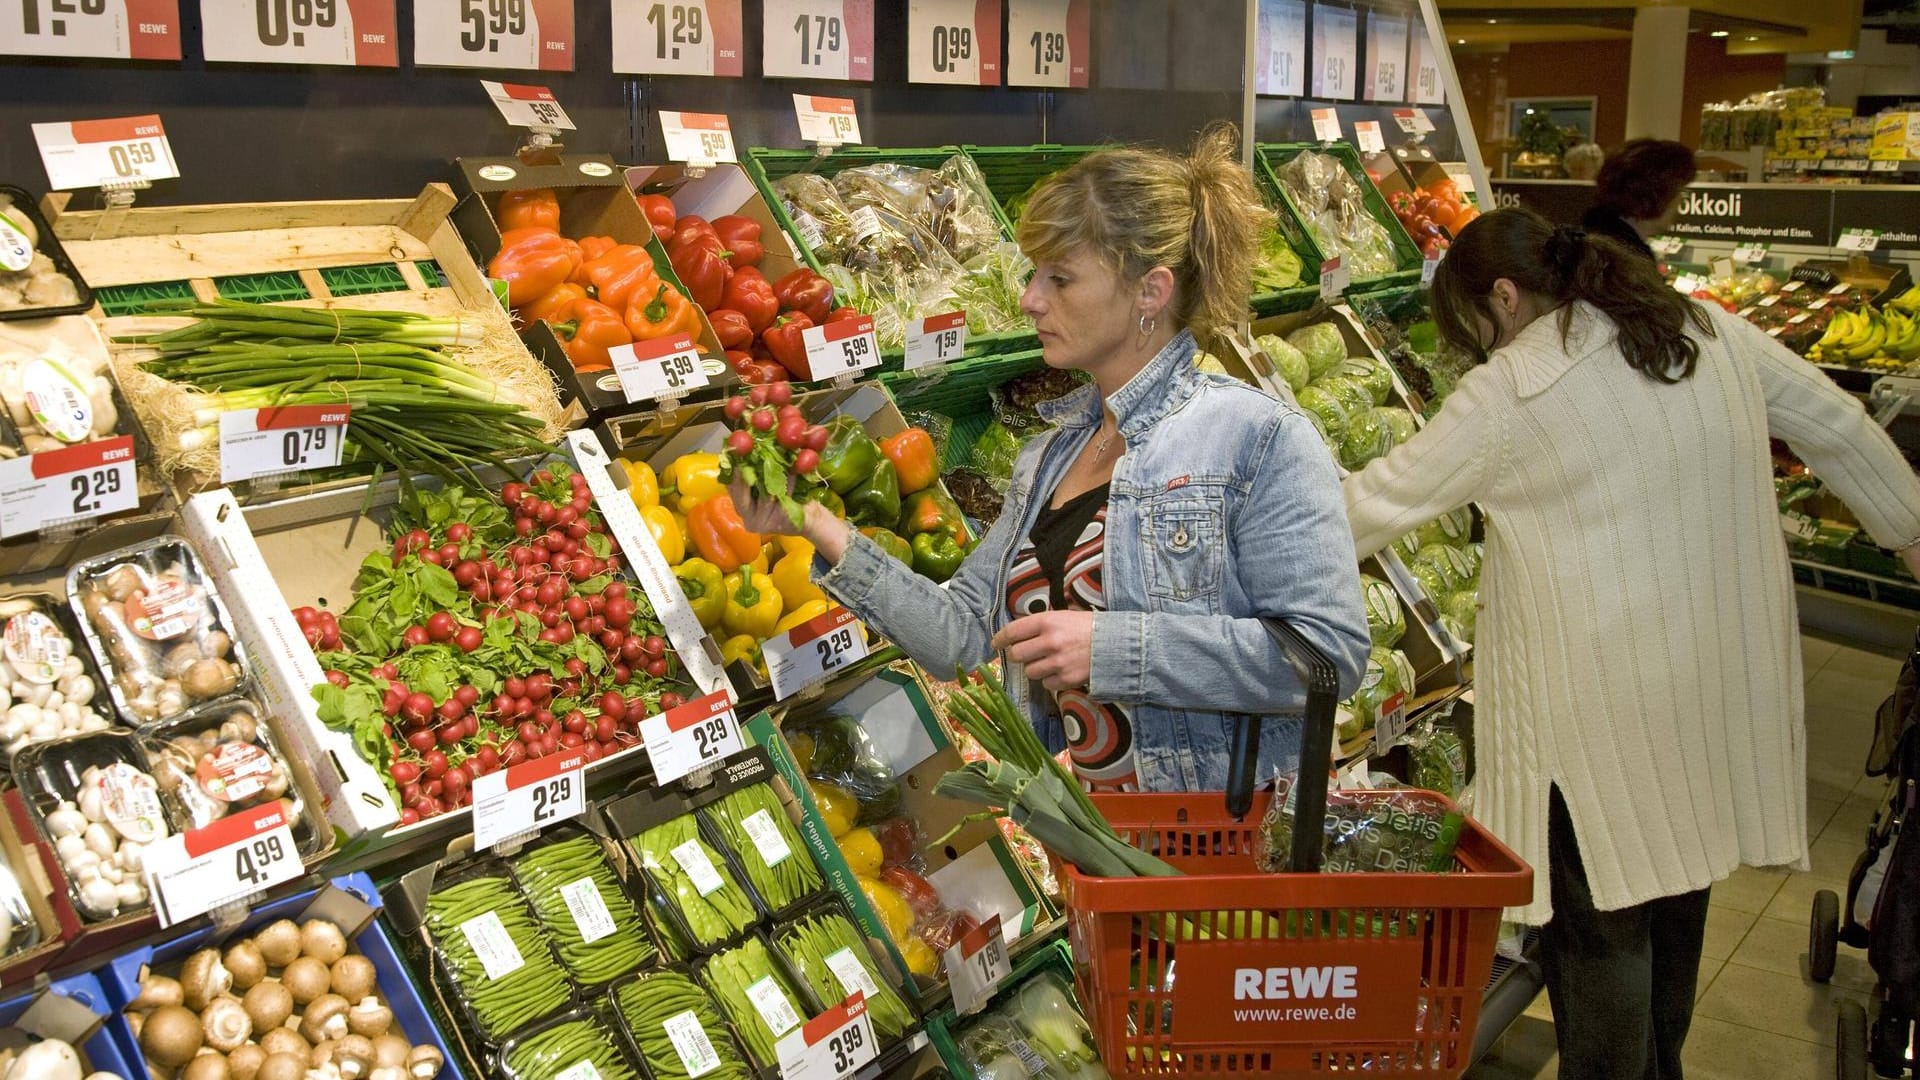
[634, 813, 759, 948]
[703, 783, 821, 912]
[502, 1011, 643, 1080]
[514, 834, 656, 986]
[614, 972, 754, 1080]
[424, 873, 573, 1041]
[775, 912, 914, 1040]
[699, 936, 813, 1069]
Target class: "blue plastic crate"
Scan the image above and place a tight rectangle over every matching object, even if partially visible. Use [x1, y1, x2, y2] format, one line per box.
[0, 972, 137, 1080]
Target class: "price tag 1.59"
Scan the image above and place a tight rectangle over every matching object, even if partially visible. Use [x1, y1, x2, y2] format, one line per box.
[612, 333, 708, 402]
[907, 0, 999, 85]
[31, 115, 179, 191]
[200, 0, 399, 66]
[219, 404, 349, 484]
[416, 0, 574, 70]
[4, 0, 180, 59]
[658, 111, 736, 166]
[640, 688, 741, 784]
[611, 0, 744, 76]
[903, 310, 967, 370]
[482, 82, 575, 129]
[764, 0, 873, 81]
[0, 435, 137, 539]
[793, 95, 861, 146]
[776, 995, 876, 1080]
[471, 749, 587, 849]
[1006, 0, 1087, 88]
[1309, 108, 1341, 143]
[146, 802, 300, 928]
[944, 913, 1008, 1015]
[802, 316, 880, 380]
[764, 606, 867, 700]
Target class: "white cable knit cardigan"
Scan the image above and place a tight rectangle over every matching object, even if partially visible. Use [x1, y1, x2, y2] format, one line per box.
[1345, 300, 1920, 924]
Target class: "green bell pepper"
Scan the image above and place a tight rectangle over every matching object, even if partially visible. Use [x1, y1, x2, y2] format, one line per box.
[897, 487, 966, 538]
[911, 530, 966, 582]
[815, 486, 846, 519]
[819, 415, 881, 495]
[859, 526, 914, 566]
[846, 459, 901, 528]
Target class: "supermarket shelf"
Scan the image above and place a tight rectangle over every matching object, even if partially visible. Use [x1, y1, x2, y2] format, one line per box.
[1473, 928, 1546, 1065]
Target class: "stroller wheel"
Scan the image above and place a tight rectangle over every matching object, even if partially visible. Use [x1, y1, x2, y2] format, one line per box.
[1812, 889, 1842, 984]
[1839, 999, 1870, 1080]
[1868, 1003, 1911, 1078]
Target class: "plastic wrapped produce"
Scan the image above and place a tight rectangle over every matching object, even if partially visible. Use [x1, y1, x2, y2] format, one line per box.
[69, 538, 244, 726]
[1412, 507, 1472, 549]
[774, 908, 915, 1040]
[0, 595, 114, 754]
[500, 1008, 642, 1080]
[1285, 322, 1347, 380]
[1255, 333, 1310, 392]
[1410, 544, 1476, 598]
[147, 697, 320, 856]
[957, 1012, 1066, 1080]
[14, 729, 176, 919]
[1257, 777, 1465, 874]
[612, 971, 754, 1080]
[702, 782, 822, 913]
[1408, 720, 1468, 798]
[1331, 356, 1393, 404]
[1314, 374, 1374, 419]
[1292, 384, 1352, 446]
[421, 864, 574, 1042]
[1359, 575, 1405, 648]
[510, 828, 656, 987]
[632, 812, 760, 950]
[1274, 151, 1400, 276]
[697, 935, 813, 1069]
[1340, 406, 1403, 471]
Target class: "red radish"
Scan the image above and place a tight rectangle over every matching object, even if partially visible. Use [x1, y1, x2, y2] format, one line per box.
[806, 426, 830, 451]
[645, 658, 669, 678]
[436, 543, 460, 564]
[793, 449, 820, 474]
[502, 482, 527, 505]
[613, 664, 632, 685]
[506, 676, 527, 698]
[399, 808, 421, 826]
[641, 635, 667, 658]
[749, 384, 770, 407]
[727, 430, 755, 456]
[776, 414, 807, 449]
[390, 761, 420, 784]
[447, 522, 473, 543]
[404, 693, 434, 722]
[563, 712, 588, 735]
[595, 715, 618, 742]
[328, 670, 351, 688]
[768, 381, 793, 406]
[751, 408, 775, 432]
[454, 685, 480, 707]
[456, 626, 484, 652]
[660, 692, 684, 711]
[403, 626, 431, 647]
[426, 612, 457, 642]
[605, 597, 634, 628]
[599, 692, 628, 720]
[560, 732, 586, 748]
[423, 751, 449, 778]
[437, 699, 466, 722]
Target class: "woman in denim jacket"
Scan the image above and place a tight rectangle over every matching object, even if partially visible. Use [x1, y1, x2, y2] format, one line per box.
[740, 125, 1368, 792]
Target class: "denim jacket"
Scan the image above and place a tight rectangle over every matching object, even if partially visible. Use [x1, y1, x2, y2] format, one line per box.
[817, 331, 1369, 792]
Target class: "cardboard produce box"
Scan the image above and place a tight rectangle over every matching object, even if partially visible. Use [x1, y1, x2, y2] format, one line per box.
[0, 973, 136, 1080]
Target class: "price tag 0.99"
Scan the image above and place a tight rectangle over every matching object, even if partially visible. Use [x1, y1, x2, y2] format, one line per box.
[776, 995, 876, 1080]
[31, 116, 179, 191]
[793, 94, 861, 146]
[145, 803, 301, 928]
[219, 404, 349, 483]
[482, 82, 575, 129]
[640, 688, 740, 784]
[471, 749, 587, 850]
[802, 316, 880, 380]
[612, 333, 708, 402]
[763, 606, 866, 700]
[907, 0, 999, 85]
[944, 913, 1008, 1016]
[903, 310, 967, 370]
[0, 435, 137, 539]
[658, 111, 736, 167]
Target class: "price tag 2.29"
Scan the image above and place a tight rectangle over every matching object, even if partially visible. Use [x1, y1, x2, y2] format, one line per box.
[31, 115, 180, 191]
[612, 333, 708, 402]
[802, 316, 880, 380]
[903, 310, 967, 370]
[1837, 229, 1881, 253]
[793, 94, 861, 146]
[145, 803, 300, 928]
[219, 404, 349, 484]
[776, 995, 876, 1080]
[471, 749, 587, 849]
[945, 914, 1008, 1015]
[482, 82, 575, 129]
[639, 688, 741, 784]
[658, 111, 737, 167]
[0, 435, 137, 540]
[763, 606, 866, 700]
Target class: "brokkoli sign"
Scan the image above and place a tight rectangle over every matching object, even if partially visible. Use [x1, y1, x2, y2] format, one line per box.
[1170, 936, 1423, 1044]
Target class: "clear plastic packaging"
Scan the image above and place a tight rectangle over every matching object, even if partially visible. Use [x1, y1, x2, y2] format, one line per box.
[772, 902, 915, 1043]
[699, 781, 823, 915]
[13, 728, 176, 920]
[1274, 150, 1399, 277]
[0, 593, 116, 754]
[0, 844, 40, 960]
[420, 860, 575, 1044]
[956, 1010, 1068, 1080]
[498, 1005, 645, 1080]
[147, 695, 321, 858]
[695, 933, 816, 1070]
[1255, 775, 1466, 875]
[509, 826, 657, 988]
[611, 969, 754, 1080]
[68, 537, 246, 727]
[629, 811, 762, 952]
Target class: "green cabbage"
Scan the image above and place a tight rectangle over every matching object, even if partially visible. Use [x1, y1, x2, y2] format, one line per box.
[1413, 507, 1473, 549]
[1411, 544, 1476, 596]
[1378, 406, 1417, 445]
[1286, 322, 1347, 379]
[1339, 645, 1414, 741]
[1439, 590, 1479, 644]
[1293, 384, 1352, 445]
[1340, 406, 1401, 471]
[1256, 333, 1311, 392]
[1315, 375, 1374, 419]
[1332, 357, 1393, 405]
[1360, 574, 1405, 648]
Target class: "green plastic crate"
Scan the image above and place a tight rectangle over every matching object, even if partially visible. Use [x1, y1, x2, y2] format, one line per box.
[319, 262, 413, 297]
[417, 260, 447, 288]
[94, 279, 198, 316]
[925, 939, 1076, 1078]
[1257, 142, 1424, 292]
[215, 271, 310, 304]
[880, 348, 1049, 472]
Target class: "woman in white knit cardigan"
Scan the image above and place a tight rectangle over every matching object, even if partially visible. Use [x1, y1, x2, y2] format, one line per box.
[1344, 208, 1920, 1080]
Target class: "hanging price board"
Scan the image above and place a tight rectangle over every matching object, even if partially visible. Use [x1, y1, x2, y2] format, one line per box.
[1310, 5, 1357, 100]
[944, 914, 1008, 1015]
[0, 435, 136, 539]
[802, 316, 880, 380]
[903, 311, 967, 370]
[1308, 107, 1341, 143]
[763, 606, 867, 700]
[1253, 0, 1304, 96]
[1365, 14, 1407, 102]
[481, 82, 575, 128]
[1006, 0, 1088, 89]
[200, 0, 397, 65]
[907, 0, 999, 85]
[793, 95, 861, 146]
[612, 333, 708, 402]
[32, 115, 178, 191]
[145, 803, 301, 928]
[776, 996, 877, 1080]
[414, 0, 572, 69]
[763, 0, 873, 81]
[471, 748, 587, 849]
[1836, 228, 1880, 252]
[1408, 30, 1442, 105]
[2, 0, 179, 59]
[640, 689, 741, 784]
[611, 0, 742, 75]
[1318, 256, 1348, 299]
[1352, 120, 1385, 154]
[218, 404, 349, 483]
[658, 111, 737, 167]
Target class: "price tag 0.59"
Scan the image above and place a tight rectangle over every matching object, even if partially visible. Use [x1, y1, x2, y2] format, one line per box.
[0, 435, 137, 539]
[903, 310, 967, 370]
[146, 803, 301, 928]
[219, 404, 349, 483]
[763, 606, 866, 700]
[640, 688, 740, 784]
[31, 115, 180, 191]
[471, 749, 587, 849]
[945, 914, 1008, 1015]
[658, 111, 736, 167]
[802, 316, 880, 380]
[612, 333, 708, 402]
[776, 994, 876, 1080]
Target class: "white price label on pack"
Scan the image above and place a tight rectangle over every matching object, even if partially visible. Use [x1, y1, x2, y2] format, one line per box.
[552, 1062, 600, 1080]
[944, 913, 1008, 1015]
[1837, 229, 1880, 252]
[1352, 120, 1385, 154]
[1319, 256, 1349, 299]
[793, 94, 861, 145]
[763, 0, 872, 81]
[776, 995, 876, 1080]
[481, 82, 575, 129]
[640, 688, 740, 783]
[822, 949, 881, 1003]
[471, 748, 586, 849]
[661, 1010, 724, 1077]
[1781, 510, 1820, 542]
[559, 877, 617, 943]
[1310, 4, 1356, 99]
[746, 976, 804, 1040]
[3, 0, 181, 59]
[199, 0, 398, 65]
[907, 0, 999, 85]
[658, 111, 737, 166]
[613, 333, 708, 402]
[32, 115, 178, 191]
[1309, 107, 1341, 143]
[763, 605, 866, 700]
[741, 809, 794, 867]
[1006, 0, 1087, 88]
[801, 316, 879, 380]
[903, 310, 967, 370]
[611, 0, 744, 76]
[1253, 0, 1304, 96]
[0, 435, 137, 539]
[1732, 242, 1769, 264]
[218, 403, 348, 483]
[672, 837, 727, 896]
[458, 910, 525, 979]
[145, 803, 301, 928]
[416, 0, 574, 69]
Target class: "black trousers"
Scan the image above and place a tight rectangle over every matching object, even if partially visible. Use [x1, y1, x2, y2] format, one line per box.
[1539, 787, 1712, 1080]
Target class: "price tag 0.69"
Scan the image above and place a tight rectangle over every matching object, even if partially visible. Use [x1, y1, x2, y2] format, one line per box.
[612, 333, 708, 402]
[763, 606, 866, 700]
[776, 995, 876, 1080]
[146, 803, 301, 928]
[219, 404, 349, 484]
[802, 316, 880, 380]
[903, 310, 967, 370]
[640, 688, 741, 784]
[0, 435, 137, 540]
[471, 749, 587, 849]
[945, 913, 1008, 1015]
[31, 116, 180, 191]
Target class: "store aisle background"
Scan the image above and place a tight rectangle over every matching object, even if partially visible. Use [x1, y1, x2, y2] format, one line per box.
[1468, 631, 1902, 1080]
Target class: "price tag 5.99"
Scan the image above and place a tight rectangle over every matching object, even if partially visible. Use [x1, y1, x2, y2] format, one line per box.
[219, 404, 349, 483]
[471, 749, 586, 849]
[776, 995, 876, 1080]
[904, 310, 967, 370]
[0, 435, 137, 539]
[640, 688, 741, 783]
[658, 111, 737, 166]
[945, 914, 1009, 1015]
[482, 82, 575, 129]
[146, 802, 301, 928]
[416, 0, 574, 70]
[31, 115, 180, 191]
[763, 606, 867, 700]
[612, 334, 709, 402]
[802, 316, 880, 380]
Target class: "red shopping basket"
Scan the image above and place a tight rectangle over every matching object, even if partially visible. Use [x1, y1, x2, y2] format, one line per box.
[1057, 620, 1534, 1077]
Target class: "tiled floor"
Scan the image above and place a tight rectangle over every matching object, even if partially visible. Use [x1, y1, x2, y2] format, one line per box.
[1466, 632, 1904, 1080]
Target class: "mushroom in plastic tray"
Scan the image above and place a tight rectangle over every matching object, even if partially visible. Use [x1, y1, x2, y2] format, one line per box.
[68, 539, 245, 728]
[0, 846, 40, 963]
[0, 596, 115, 754]
[147, 697, 321, 859]
[0, 322, 121, 458]
[12, 729, 177, 921]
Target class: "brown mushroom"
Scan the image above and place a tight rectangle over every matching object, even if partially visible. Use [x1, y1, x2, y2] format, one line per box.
[254, 1054, 305, 1080]
[368, 1038, 408, 1071]
[242, 982, 294, 1034]
[183, 1053, 230, 1080]
[280, 958, 330, 1006]
[131, 973, 186, 1012]
[257, 1029, 308, 1061]
[308, 1042, 336, 1070]
[201, 997, 254, 1054]
[223, 941, 268, 991]
[367, 1068, 406, 1080]
[403, 1046, 442, 1080]
[180, 949, 234, 1012]
[226, 1045, 266, 1080]
[326, 959, 375, 1007]
[126, 1012, 145, 1040]
[343, 999, 391, 1040]
[252, 920, 302, 968]
[141, 1006, 206, 1069]
[330, 1037, 374, 1080]
[298, 995, 350, 1046]
[298, 922, 348, 966]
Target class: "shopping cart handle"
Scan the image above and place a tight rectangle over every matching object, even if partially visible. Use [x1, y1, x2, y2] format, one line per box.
[1230, 620, 1341, 872]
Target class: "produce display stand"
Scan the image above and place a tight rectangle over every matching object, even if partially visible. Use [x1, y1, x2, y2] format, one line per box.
[1256, 142, 1427, 292]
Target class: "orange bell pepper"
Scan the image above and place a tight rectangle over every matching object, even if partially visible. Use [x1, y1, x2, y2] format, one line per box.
[879, 428, 939, 495]
[686, 493, 762, 574]
[490, 229, 582, 307]
[582, 244, 661, 312]
[626, 280, 704, 343]
[520, 282, 587, 326]
[553, 298, 632, 372]
[573, 235, 619, 278]
[497, 187, 561, 233]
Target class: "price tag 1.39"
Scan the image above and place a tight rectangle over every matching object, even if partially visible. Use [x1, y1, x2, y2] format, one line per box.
[793, 94, 860, 146]
[776, 995, 876, 1080]
[219, 404, 349, 484]
[903, 310, 967, 370]
[640, 688, 741, 784]
[0, 435, 137, 540]
[31, 115, 179, 191]
[763, 606, 866, 700]
[482, 81, 575, 129]
[1006, 0, 1087, 89]
[471, 749, 587, 850]
[944, 913, 1008, 1015]
[802, 316, 880, 380]
[612, 333, 708, 402]
[659, 111, 737, 167]
[145, 802, 300, 928]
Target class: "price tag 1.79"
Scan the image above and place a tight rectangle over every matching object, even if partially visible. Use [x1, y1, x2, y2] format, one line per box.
[658, 111, 736, 166]
[612, 333, 708, 402]
[763, 0, 872, 81]
[471, 749, 587, 849]
[944, 914, 1008, 1015]
[802, 316, 880, 380]
[415, 0, 574, 70]
[776, 995, 876, 1080]
[906, 0, 999, 85]
[763, 606, 867, 700]
[145, 803, 300, 928]
[219, 404, 349, 484]
[199, 0, 399, 66]
[482, 82, 575, 129]
[903, 310, 967, 370]
[793, 95, 861, 146]
[640, 689, 740, 784]
[0, 435, 137, 539]
[1253, 0, 1304, 96]
[611, 0, 744, 76]
[31, 115, 179, 191]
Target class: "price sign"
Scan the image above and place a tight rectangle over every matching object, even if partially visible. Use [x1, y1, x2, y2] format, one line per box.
[0, 435, 136, 539]
[1365, 14, 1407, 102]
[1420, 252, 1442, 286]
[1390, 108, 1434, 135]
[1373, 690, 1411, 751]
[1309, 107, 1341, 143]
[640, 688, 740, 784]
[612, 333, 708, 402]
[1781, 280, 1805, 293]
[200, 0, 398, 65]
[414, 0, 572, 69]
[611, 0, 743, 75]
[1671, 275, 1700, 295]
[1254, 0, 1304, 96]
[907, 0, 999, 85]
[776, 995, 876, 1080]
[32, 115, 178, 191]
[944, 913, 1008, 1015]
[1408, 31, 1442, 105]
[480, 81, 575, 129]
[1006, 0, 1087, 89]
[1649, 236, 1685, 257]
[1439, 160, 1475, 194]
[1732, 242, 1769, 264]
[471, 748, 586, 849]
[793, 95, 861, 145]
[1310, 4, 1357, 100]
[1352, 120, 1385, 154]
[1318, 256, 1348, 299]
[1837, 228, 1880, 252]
[2, 0, 179, 59]
[763, 0, 872, 81]
[1758, 294, 1781, 307]
[1708, 256, 1735, 281]
[218, 403, 349, 483]
[903, 310, 967, 370]
[801, 316, 880, 380]
[658, 111, 737, 166]
[764, 605, 866, 700]
[145, 803, 300, 928]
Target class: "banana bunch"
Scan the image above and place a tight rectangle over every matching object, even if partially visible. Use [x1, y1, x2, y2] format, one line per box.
[1884, 308, 1920, 362]
[1814, 308, 1892, 363]
[1887, 285, 1920, 318]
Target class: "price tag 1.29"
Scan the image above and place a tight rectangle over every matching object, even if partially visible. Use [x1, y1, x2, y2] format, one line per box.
[763, 606, 866, 700]
[31, 115, 179, 191]
[793, 94, 861, 146]
[611, 0, 745, 76]
[482, 82, 575, 129]
[219, 404, 349, 484]
[4, 0, 180, 59]
[658, 111, 737, 167]
[776, 995, 877, 1080]
[944, 913, 1008, 1015]
[199, 0, 399, 66]
[907, 0, 999, 85]
[639, 688, 741, 784]
[0, 435, 137, 540]
[612, 333, 708, 402]
[903, 310, 967, 370]
[145, 803, 300, 928]
[1310, 3, 1356, 99]
[763, 0, 873, 81]
[802, 316, 880, 380]
[471, 748, 587, 850]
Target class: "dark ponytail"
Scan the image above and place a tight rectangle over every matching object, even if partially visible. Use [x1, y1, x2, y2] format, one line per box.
[1430, 207, 1715, 383]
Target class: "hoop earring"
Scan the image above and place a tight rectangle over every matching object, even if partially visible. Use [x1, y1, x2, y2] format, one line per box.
[1138, 313, 1157, 336]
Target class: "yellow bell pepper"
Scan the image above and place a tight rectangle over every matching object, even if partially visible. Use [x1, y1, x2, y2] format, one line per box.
[675, 558, 726, 630]
[773, 599, 829, 636]
[622, 459, 660, 509]
[639, 504, 684, 565]
[720, 633, 765, 677]
[722, 566, 783, 639]
[770, 539, 826, 610]
[662, 452, 725, 512]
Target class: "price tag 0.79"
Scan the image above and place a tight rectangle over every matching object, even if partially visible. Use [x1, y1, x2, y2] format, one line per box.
[802, 316, 880, 380]
[0, 435, 137, 540]
[640, 689, 741, 784]
[776, 995, 876, 1080]
[903, 310, 967, 370]
[944, 914, 1008, 1015]
[763, 606, 866, 700]
[146, 803, 301, 928]
[471, 749, 587, 850]
[219, 404, 349, 483]
[612, 333, 708, 402]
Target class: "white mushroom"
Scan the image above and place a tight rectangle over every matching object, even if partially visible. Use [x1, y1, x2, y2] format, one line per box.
[44, 804, 85, 839]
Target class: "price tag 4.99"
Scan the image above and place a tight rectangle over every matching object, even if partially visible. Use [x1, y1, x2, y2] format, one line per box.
[219, 404, 349, 484]
[763, 606, 866, 700]
[802, 316, 880, 380]
[640, 688, 741, 784]
[945, 914, 1008, 1015]
[658, 111, 737, 167]
[32, 115, 180, 191]
[612, 333, 709, 402]
[793, 94, 861, 146]
[146, 802, 301, 928]
[776, 995, 876, 1080]
[0, 435, 137, 539]
[471, 749, 587, 849]
[903, 310, 967, 370]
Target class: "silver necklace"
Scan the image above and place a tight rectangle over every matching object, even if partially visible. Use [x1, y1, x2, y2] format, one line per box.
[1091, 426, 1117, 458]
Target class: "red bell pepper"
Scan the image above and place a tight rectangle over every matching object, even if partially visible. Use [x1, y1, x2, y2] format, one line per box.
[706, 308, 754, 350]
[635, 193, 677, 241]
[728, 349, 787, 385]
[772, 268, 834, 323]
[720, 267, 779, 333]
[710, 215, 764, 268]
[582, 243, 661, 312]
[553, 298, 633, 372]
[667, 226, 732, 311]
[490, 229, 583, 307]
[496, 187, 561, 233]
[521, 282, 588, 326]
[823, 306, 864, 325]
[761, 312, 815, 381]
[671, 215, 721, 248]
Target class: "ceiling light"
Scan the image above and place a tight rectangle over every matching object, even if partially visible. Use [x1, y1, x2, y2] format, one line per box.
[1455, 39, 1465, 45]
[1710, 30, 1729, 37]
[1486, 18, 1497, 23]
[1745, 35, 1759, 41]
[1525, 108, 1535, 115]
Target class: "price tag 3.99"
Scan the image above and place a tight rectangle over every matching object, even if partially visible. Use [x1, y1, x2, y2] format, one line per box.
[613, 333, 709, 402]
[219, 404, 349, 484]
[659, 111, 737, 167]
[471, 749, 587, 849]
[802, 316, 880, 380]
[146, 803, 301, 928]
[903, 310, 967, 370]
[0, 435, 137, 539]
[763, 606, 866, 700]
[640, 688, 740, 783]
[482, 82, 575, 129]
[793, 94, 861, 146]
[31, 115, 179, 191]
[945, 913, 1008, 1015]
[776, 995, 876, 1080]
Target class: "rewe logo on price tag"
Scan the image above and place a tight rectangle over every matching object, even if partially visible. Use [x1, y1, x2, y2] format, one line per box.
[640, 688, 740, 783]
[482, 82, 575, 129]
[776, 994, 876, 1080]
[0, 435, 136, 539]
[945, 913, 1008, 1015]
[146, 802, 300, 927]
[1391, 108, 1435, 135]
[904, 310, 967, 370]
[802, 316, 879, 381]
[659, 111, 736, 166]
[793, 94, 861, 145]
[416, 0, 574, 69]
[612, 333, 708, 402]
[1309, 108, 1341, 143]
[219, 404, 348, 484]
[200, 0, 399, 66]
[764, 605, 866, 700]
[472, 748, 586, 849]
[1837, 229, 1880, 252]
[31, 115, 179, 191]
[1319, 257, 1349, 299]
[1352, 121, 1385, 154]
